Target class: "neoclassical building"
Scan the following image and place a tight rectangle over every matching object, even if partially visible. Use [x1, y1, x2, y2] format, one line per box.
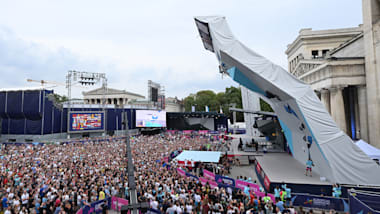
[165, 97, 185, 112]
[82, 87, 145, 106]
[285, 0, 380, 148]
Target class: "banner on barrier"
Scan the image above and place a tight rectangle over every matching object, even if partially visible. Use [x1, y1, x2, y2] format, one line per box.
[177, 168, 186, 177]
[256, 162, 261, 175]
[198, 130, 209, 134]
[215, 175, 235, 186]
[218, 183, 236, 190]
[235, 180, 260, 192]
[264, 175, 271, 190]
[185, 172, 199, 180]
[349, 190, 380, 214]
[291, 194, 349, 212]
[78, 197, 111, 214]
[111, 197, 129, 212]
[203, 169, 215, 181]
[200, 177, 218, 188]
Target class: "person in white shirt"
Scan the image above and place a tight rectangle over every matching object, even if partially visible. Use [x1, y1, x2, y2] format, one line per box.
[166, 203, 177, 214]
[21, 190, 29, 207]
[185, 201, 193, 214]
[4, 207, 12, 214]
[175, 201, 182, 214]
[150, 198, 159, 210]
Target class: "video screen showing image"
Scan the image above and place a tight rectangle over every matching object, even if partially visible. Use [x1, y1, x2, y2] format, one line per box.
[70, 112, 104, 132]
[136, 110, 166, 127]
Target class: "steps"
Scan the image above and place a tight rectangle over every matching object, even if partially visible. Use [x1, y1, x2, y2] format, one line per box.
[237, 155, 250, 166]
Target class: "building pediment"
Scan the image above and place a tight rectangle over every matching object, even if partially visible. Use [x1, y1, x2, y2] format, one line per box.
[82, 87, 145, 98]
[329, 34, 364, 58]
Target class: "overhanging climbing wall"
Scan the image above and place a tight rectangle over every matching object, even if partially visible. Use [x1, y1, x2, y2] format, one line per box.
[194, 16, 380, 186]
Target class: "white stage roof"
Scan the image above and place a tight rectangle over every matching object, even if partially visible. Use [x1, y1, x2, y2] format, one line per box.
[174, 151, 221, 163]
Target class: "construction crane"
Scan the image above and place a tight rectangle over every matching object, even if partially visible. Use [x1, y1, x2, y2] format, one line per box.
[26, 79, 64, 87]
[26, 79, 86, 88]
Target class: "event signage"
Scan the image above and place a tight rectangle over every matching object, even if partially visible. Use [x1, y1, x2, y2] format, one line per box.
[200, 177, 218, 188]
[256, 162, 261, 175]
[215, 175, 235, 186]
[349, 190, 380, 214]
[264, 175, 271, 190]
[111, 197, 129, 212]
[177, 168, 186, 177]
[69, 111, 105, 133]
[235, 180, 260, 192]
[291, 194, 349, 212]
[198, 130, 209, 134]
[203, 169, 215, 181]
[176, 168, 275, 203]
[77, 197, 111, 214]
[185, 172, 199, 180]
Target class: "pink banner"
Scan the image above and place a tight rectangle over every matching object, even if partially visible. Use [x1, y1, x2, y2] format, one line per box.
[264, 175, 271, 190]
[199, 177, 218, 188]
[254, 191, 275, 202]
[177, 168, 186, 177]
[203, 169, 215, 181]
[111, 197, 129, 212]
[235, 180, 260, 192]
[198, 130, 209, 134]
[183, 130, 192, 134]
[256, 162, 261, 175]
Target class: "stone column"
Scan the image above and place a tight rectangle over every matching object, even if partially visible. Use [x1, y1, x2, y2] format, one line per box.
[363, 0, 380, 147]
[320, 89, 331, 114]
[330, 86, 347, 133]
[358, 85, 369, 142]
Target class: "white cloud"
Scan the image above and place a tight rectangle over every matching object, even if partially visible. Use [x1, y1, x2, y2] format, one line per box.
[0, 0, 362, 99]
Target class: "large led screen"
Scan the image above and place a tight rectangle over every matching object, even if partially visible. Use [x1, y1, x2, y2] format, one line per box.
[69, 112, 105, 132]
[136, 110, 166, 127]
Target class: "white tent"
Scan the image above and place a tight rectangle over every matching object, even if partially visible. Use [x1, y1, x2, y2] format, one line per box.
[356, 140, 380, 160]
[174, 151, 221, 163]
[194, 16, 380, 186]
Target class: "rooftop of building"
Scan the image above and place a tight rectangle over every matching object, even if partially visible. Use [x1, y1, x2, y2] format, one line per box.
[82, 87, 145, 99]
[286, 25, 363, 55]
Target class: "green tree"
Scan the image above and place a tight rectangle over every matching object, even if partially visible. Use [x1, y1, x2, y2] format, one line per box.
[260, 98, 274, 112]
[184, 95, 195, 112]
[53, 94, 68, 103]
[223, 86, 243, 122]
[183, 86, 244, 122]
[195, 90, 218, 111]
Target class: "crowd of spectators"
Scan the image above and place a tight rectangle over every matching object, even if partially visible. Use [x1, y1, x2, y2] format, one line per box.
[0, 133, 321, 214]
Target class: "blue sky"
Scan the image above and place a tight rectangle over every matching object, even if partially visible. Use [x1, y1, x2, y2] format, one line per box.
[0, 0, 362, 99]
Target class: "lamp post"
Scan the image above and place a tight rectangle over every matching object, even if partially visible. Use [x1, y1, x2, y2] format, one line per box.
[121, 112, 149, 214]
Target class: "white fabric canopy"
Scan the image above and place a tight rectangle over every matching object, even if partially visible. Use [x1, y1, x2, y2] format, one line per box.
[194, 16, 380, 186]
[174, 151, 221, 163]
[356, 140, 380, 160]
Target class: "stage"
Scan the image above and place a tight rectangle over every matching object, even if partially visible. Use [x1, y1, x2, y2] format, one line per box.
[255, 153, 333, 195]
